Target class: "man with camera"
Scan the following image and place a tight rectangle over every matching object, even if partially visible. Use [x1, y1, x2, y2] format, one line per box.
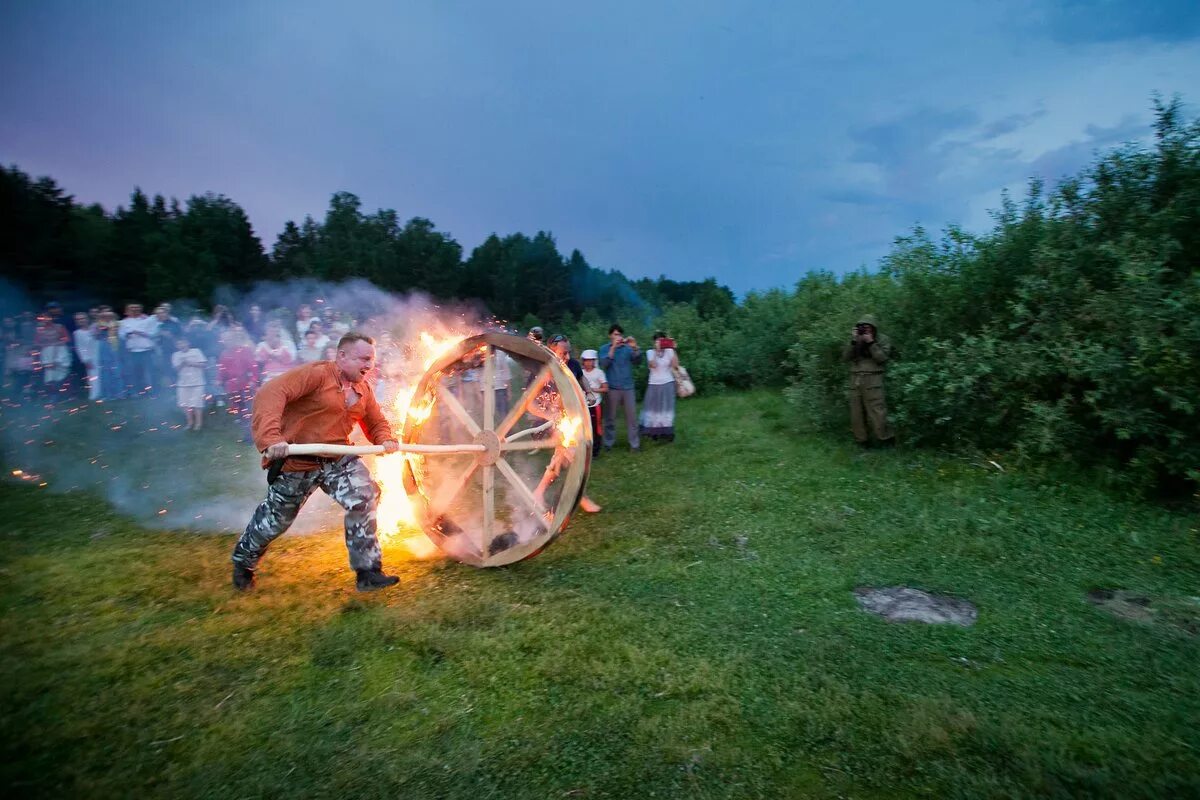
[842, 314, 895, 447]
[598, 323, 643, 452]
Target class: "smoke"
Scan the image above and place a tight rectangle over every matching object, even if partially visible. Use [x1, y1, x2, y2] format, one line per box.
[0, 279, 491, 538]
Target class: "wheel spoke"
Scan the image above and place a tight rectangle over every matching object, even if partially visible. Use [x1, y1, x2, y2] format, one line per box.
[481, 463, 494, 551]
[437, 384, 482, 437]
[496, 458, 549, 528]
[429, 460, 479, 519]
[501, 439, 558, 452]
[495, 366, 551, 438]
[482, 347, 495, 431]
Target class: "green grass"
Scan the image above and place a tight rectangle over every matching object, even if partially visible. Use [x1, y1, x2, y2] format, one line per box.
[2, 391, 1198, 798]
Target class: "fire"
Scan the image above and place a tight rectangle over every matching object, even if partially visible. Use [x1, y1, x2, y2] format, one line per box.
[374, 330, 466, 542]
[419, 331, 462, 370]
[557, 415, 582, 448]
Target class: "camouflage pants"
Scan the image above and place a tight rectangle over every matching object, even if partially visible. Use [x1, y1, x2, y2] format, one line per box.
[231, 456, 383, 572]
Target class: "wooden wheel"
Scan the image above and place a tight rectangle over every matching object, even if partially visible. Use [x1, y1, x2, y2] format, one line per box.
[399, 333, 592, 567]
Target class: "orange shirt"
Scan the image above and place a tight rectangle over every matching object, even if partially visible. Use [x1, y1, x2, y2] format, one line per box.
[251, 360, 396, 472]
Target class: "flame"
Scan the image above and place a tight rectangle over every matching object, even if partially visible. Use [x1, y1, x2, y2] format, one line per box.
[420, 331, 462, 371]
[375, 330, 466, 541]
[557, 415, 582, 448]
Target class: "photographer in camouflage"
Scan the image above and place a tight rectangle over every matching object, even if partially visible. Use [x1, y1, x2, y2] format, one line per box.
[842, 314, 895, 447]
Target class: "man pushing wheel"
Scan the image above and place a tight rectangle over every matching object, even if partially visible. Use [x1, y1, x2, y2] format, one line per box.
[231, 332, 401, 592]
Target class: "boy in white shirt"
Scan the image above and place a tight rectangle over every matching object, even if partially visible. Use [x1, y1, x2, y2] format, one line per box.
[580, 349, 607, 458]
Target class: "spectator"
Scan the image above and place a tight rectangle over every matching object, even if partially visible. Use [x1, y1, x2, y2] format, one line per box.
[297, 330, 324, 363]
[95, 311, 126, 400]
[323, 307, 350, 338]
[256, 327, 296, 382]
[532, 335, 600, 513]
[218, 326, 259, 442]
[73, 312, 100, 400]
[184, 316, 221, 404]
[598, 324, 643, 452]
[264, 319, 297, 356]
[640, 332, 679, 443]
[579, 349, 607, 458]
[153, 306, 183, 388]
[294, 304, 315, 342]
[172, 336, 208, 431]
[243, 303, 266, 342]
[306, 320, 331, 351]
[34, 313, 71, 399]
[208, 304, 236, 336]
[118, 303, 157, 396]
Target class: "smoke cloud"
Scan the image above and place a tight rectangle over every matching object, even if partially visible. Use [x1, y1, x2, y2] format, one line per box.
[0, 279, 492, 538]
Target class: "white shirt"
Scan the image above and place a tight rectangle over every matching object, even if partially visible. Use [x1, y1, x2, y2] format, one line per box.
[172, 348, 207, 387]
[73, 327, 97, 366]
[647, 348, 676, 385]
[581, 366, 607, 405]
[295, 317, 316, 340]
[119, 315, 159, 352]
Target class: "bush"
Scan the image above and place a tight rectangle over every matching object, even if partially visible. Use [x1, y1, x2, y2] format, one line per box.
[784, 98, 1200, 495]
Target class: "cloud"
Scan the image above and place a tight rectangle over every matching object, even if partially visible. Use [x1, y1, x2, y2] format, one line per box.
[1025, 113, 1149, 180]
[973, 107, 1049, 141]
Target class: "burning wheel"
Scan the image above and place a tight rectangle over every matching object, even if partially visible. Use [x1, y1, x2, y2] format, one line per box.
[397, 332, 592, 567]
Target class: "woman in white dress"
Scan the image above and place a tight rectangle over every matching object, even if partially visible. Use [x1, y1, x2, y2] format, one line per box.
[640, 332, 679, 442]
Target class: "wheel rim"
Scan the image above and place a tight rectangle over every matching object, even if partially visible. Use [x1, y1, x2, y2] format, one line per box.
[399, 332, 592, 567]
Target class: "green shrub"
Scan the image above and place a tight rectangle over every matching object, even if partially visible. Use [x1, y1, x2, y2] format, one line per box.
[784, 98, 1200, 495]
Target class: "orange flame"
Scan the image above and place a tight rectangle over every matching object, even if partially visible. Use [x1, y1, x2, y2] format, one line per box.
[420, 331, 463, 370]
[557, 415, 582, 448]
[375, 330, 467, 541]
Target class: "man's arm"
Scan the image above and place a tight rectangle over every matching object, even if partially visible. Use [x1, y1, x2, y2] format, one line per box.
[360, 388, 397, 447]
[251, 365, 320, 451]
[598, 344, 613, 370]
[868, 338, 890, 364]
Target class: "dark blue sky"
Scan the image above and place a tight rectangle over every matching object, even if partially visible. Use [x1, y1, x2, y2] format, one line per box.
[1, 1, 1197, 294]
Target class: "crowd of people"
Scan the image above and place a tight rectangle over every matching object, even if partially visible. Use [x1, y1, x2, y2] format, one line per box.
[526, 323, 681, 453]
[1, 299, 684, 446]
[1, 300, 359, 438]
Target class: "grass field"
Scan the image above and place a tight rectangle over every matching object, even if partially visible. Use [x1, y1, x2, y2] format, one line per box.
[2, 391, 1198, 798]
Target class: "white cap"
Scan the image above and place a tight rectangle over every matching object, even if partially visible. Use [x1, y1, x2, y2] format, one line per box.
[580, 349, 598, 360]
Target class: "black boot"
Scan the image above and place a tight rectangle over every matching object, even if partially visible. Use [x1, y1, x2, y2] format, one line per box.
[232, 563, 256, 591]
[356, 569, 400, 592]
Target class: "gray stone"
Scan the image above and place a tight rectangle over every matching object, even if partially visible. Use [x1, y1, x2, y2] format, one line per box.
[854, 586, 978, 626]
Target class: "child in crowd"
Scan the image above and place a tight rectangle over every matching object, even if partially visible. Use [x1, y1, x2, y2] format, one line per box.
[218, 327, 259, 442]
[298, 330, 324, 363]
[172, 336, 208, 430]
[579, 349, 607, 458]
[256, 327, 295, 382]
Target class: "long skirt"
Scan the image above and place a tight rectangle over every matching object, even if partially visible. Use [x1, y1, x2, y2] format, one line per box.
[639, 381, 676, 440]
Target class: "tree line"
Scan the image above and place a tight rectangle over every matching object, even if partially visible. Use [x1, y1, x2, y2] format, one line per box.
[0, 173, 733, 328]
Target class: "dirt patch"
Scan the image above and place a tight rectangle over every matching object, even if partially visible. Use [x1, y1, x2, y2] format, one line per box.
[854, 586, 977, 626]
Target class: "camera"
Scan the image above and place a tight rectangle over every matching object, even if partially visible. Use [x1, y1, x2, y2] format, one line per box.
[854, 324, 870, 337]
